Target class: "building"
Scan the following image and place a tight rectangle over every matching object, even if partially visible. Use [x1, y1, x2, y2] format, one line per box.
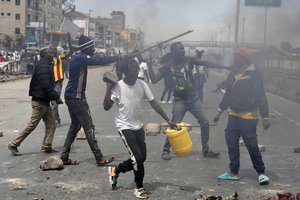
[0, 0, 26, 35]
[72, 10, 95, 39]
[94, 11, 125, 49]
[111, 11, 125, 33]
[0, 0, 63, 47]
[26, 0, 63, 46]
[120, 28, 138, 51]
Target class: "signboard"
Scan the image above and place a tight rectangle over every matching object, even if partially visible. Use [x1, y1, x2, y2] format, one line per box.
[25, 36, 37, 45]
[245, 0, 281, 7]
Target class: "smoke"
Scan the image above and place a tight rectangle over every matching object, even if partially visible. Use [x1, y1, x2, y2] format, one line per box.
[76, 0, 300, 47]
[240, 0, 300, 46]
[131, 0, 197, 44]
[132, 0, 158, 28]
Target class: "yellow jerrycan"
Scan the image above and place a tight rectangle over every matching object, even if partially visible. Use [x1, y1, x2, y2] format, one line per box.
[166, 123, 193, 156]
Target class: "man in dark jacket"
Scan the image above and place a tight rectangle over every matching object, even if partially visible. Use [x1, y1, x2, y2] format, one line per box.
[148, 42, 220, 160]
[8, 47, 63, 156]
[60, 35, 119, 166]
[213, 47, 271, 185]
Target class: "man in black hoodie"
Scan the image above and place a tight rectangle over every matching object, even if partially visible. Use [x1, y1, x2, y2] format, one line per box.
[8, 47, 62, 156]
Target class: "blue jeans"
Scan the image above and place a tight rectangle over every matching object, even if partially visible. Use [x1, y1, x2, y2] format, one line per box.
[225, 115, 265, 174]
[163, 98, 210, 153]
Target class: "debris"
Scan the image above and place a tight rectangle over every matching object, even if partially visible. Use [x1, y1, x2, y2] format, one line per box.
[258, 145, 266, 152]
[263, 192, 300, 200]
[271, 182, 282, 187]
[0, 130, 3, 137]
[195, 192, 238, 200]
[76, 128, 86, 140]
[145, 123, 161, 136]
[13, 187, 26, 191]
[294, 146, 300, 153]
[26, 191, 37, 195]
[40, 155, 64, 170]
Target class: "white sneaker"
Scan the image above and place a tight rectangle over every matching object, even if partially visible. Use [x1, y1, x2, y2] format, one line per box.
[159, 100, 167, 104]
[108, 166, 118, 190]
[133, 188, 151, 199]
[167, 100, 173, 104]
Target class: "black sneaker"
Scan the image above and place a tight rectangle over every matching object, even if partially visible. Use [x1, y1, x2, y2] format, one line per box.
[8, 144, 22, 156]
[203, 150, 220, 158]
[108, 166, 118, 190]
[161, 151, 171, 160]
[41, 148, 59, 153]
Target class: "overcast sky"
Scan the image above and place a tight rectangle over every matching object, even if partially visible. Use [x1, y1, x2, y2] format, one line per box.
[75, 0, 300, 46]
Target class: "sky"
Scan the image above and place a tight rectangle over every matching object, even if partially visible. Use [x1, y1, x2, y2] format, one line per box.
[74, 0, 300, 47]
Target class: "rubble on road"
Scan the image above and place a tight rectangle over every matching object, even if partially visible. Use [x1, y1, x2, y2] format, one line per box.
[40, 155, 64, 170]
[0, 74, 31, 82]
[145, 123, 161, 136]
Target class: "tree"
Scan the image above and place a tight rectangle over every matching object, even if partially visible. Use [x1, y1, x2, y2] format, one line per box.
[2, 34, 25, 51]
[3, 35, 13, 50]
[14, 34, 25, 50]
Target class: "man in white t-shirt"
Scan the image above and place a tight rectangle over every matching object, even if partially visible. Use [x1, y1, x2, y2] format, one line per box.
[138, 61, 149, 82]
[103, 58, 176, 199]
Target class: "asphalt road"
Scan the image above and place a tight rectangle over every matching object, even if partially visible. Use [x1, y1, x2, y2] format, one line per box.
[0, 66, 299, 200]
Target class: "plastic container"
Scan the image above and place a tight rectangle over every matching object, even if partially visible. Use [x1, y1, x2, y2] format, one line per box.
[166, 123, 193, 156]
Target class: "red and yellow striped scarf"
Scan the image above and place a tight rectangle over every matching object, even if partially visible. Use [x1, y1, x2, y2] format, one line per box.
[53, 54, 65, 82]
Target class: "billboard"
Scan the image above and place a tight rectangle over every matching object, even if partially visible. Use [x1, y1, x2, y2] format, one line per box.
[25, 36, 37, 45]
[245, 0, 281, 7]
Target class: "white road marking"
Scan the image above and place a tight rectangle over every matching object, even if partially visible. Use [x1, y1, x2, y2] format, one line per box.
[272, 109, 300, 127]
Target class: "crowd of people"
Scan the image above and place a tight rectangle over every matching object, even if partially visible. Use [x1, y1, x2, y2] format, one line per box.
[6, 33, 282, 199]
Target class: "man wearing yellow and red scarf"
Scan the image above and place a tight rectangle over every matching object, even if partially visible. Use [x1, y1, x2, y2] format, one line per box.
[50, 46, 69, 126]
[213, 48, 271, 185]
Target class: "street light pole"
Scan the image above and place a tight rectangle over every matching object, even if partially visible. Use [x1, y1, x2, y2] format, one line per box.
[88, 9, 93, 37]
[228, 25, 231, 43]
[242, 17, 245, 43]
[127, 25, 129, 52]
[220, 30, 223, 42]
[263, 6, 268, 47]
[234, 0, 240, 47]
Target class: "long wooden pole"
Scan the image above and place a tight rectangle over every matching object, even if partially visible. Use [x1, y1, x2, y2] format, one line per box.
[132, 30, 194, 56]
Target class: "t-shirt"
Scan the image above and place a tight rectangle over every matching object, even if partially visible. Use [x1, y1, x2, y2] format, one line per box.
[111, 79, 154, 131]
[138, 62, 148, 78]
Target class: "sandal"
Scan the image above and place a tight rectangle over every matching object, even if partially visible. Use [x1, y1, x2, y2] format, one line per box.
[218, 172, 240, 181]
[62, 159, 80, 165]
[97, 155, 116, 166]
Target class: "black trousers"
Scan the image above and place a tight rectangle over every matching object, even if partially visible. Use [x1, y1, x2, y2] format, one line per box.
[116, 128, 147, 189]
[61, 97, 103, 161]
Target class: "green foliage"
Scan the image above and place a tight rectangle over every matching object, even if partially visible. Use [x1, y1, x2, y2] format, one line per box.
[2, 34, 25, 50]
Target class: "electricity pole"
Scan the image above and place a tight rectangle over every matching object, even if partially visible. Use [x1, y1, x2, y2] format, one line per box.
[234, 0, 240, 47]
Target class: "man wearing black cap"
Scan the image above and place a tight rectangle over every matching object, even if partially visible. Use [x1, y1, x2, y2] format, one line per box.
[61, 35, 119, 166]
[8, 47, 63, 155]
